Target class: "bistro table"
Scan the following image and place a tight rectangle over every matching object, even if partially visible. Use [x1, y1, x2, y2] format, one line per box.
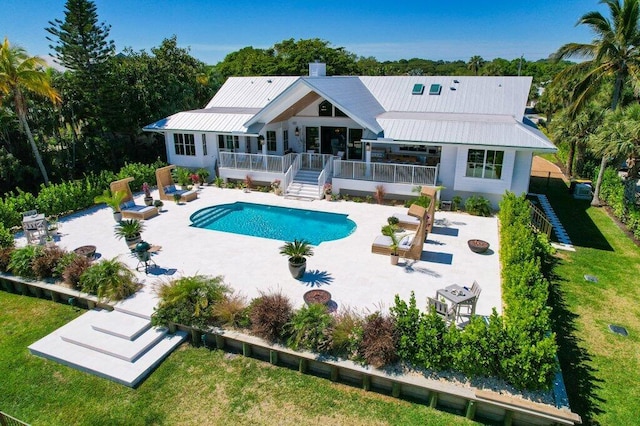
[436, 284, 476, 320]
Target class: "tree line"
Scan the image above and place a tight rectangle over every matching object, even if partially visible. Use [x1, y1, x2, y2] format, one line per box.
[2, 0, 577, 196]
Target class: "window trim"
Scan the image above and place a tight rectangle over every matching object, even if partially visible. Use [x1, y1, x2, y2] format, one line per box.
[266, 130, 276, 151]
[465, 149, 503, 179]
[174, 133, 196, 156]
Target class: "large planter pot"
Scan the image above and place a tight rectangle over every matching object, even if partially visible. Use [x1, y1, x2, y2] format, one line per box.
[144, 196, 153, 206]
[468, 239, 490, 254]
[288, 258, 306, 279]
[125, 233, 142, 248]
[113, 212, 123, 223]
[390, 254, 400, 265]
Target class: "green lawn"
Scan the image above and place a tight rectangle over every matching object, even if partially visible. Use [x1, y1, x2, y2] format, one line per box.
[531, 176, 640, 425]
[0, 290, 473, 426]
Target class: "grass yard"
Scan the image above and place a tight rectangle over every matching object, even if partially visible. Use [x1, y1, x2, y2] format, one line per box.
[0, 291, 473, 426]
[531, 176, 640, 425]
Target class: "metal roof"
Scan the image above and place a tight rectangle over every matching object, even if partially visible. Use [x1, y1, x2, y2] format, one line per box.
[359, 76, 531, 118]
[376, 112, 556, 151]
[143, 108, 259, 133]
[205, 76, 299, 108]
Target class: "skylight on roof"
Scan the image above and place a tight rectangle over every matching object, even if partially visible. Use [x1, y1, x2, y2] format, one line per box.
[412, 84, 425, 95]
[429, 84, 442, 95]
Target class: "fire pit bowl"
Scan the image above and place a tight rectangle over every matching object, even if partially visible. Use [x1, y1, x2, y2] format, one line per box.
[303, 289, 331, 306]
[468, 239, 490, 254]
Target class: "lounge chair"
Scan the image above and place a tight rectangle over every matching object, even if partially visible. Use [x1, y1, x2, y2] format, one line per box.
[371, 205, 428, 260]
[155, 165, 198, 203]
[109, 177, 158, 220]
[420, 186, 439, 233]
[392, 203, 426, 231]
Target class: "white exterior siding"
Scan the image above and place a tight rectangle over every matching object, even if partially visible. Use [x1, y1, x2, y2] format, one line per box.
[437, 145, 458, 201]
[510, 150, 534, 196]
[453, 147, 515, 196]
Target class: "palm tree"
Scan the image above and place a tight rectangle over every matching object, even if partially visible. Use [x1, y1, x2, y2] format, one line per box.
[0, 37, 60, 185]
[554, 0, 640, 206]
[467, 55, 485, 75]
[590, 104, 640, 201]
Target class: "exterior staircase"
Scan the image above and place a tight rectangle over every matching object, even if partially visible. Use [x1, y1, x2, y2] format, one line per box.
[28, 287, 187, 387]
[285, 169, 323, 200]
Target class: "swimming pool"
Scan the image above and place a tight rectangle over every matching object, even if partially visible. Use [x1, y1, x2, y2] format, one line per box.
[190, 202, 356, 245]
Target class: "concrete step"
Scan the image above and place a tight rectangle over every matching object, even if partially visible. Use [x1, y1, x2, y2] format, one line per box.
[60, 311, 167, 362]
[91, 309, 151, 340]
[29, 311, 187, 387]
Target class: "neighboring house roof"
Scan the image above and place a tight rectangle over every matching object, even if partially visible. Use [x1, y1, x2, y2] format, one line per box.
[376, 112, 556, 151]
[144, 74, 554, 151]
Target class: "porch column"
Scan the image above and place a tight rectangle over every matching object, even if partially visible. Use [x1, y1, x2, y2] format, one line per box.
[365, 143, 372, 177]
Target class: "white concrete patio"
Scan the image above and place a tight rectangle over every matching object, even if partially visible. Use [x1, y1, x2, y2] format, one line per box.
[25, 185, 502, 317]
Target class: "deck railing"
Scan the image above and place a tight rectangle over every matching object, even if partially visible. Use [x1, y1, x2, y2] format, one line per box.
[218, 152, 294, 173]
[529, 201, 553, 238]
[333, 160, 438, 186]
[300, 152, 334, 170]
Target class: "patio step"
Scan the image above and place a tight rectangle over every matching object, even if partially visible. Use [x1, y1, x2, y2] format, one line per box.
[286, 169, 322, 200]
[29, 308, 188, 387]
[90, 309, 151, 340]
[190, 206, 235, 227]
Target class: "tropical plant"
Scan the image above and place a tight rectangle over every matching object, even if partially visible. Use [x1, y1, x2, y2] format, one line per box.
[153, 275, 230, 329]
[175, 167, 191, 187]
[142, 182, 152, 198]
[279, 239, 314, 264]
[211, 292, 248, 328]
[0, 37, 61, 185]
[0, 247, 14, 272]
[31, 247, 66, 280]
[553, 0, 640, 205]
[327, 307, 364, 358]
[8, 245, 43, 278]
[196, 168, 210, 184]
[173, 193, 181, 204]
[93, 189, 126, 213]
[286, 303, 333, 351]
[243, 174, 253, 189]
[153, 199, 164, 209]
[464, 195, 492, 216]
[249, 290, 293, 342]
[214, 176, 224, 188]
[114, 219, 144, 240]
[387, 216, 399, 226]
[451, 195, 463, 211]
[79, 258, 139, 301]
[61, 254, 93, 289]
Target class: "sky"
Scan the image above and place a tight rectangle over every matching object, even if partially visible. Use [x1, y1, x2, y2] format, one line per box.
[2, 0, 599, 67]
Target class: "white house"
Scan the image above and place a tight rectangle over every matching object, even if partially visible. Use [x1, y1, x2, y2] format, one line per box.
[144, 64, 556, 206]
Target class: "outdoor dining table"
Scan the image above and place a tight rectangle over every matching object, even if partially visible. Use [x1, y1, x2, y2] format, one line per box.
[436, 284, 476, 319]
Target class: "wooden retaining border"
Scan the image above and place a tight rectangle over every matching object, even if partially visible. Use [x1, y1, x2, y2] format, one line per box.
[1, 274, 581, 425]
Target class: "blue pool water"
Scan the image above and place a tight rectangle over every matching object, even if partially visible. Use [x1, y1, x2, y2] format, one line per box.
[190, 202, 356, 245]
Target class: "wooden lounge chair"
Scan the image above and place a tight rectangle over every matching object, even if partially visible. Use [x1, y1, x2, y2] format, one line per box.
[155, 165, 198, 203]
[109, 177, 158, 220]
[392, 203, 426, 231]
[420, 186, 439, 233]
[371, 205, 428, 260]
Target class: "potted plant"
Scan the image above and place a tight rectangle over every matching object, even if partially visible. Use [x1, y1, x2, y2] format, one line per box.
[243, 175, 253, 193]
[176, 167, 191, 189]
[154, 199, 164, 212]
[279, 239, 314, 279]
[94, 189, 127, 223]
[214, 176, 224, 188]
[271, 179, 282, 195]
[142, 182, 153, 206]
[190, 173, 200, 189]
[323, 183, 332, 200]
[173, 193, 182, 204]
[114, 219, 145, 247]
[382, 223, 401, 265]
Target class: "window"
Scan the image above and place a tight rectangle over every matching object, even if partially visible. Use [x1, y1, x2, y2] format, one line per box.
[319, 100, 332, 116]
[466, 149, 503, 179]
[429, 84, 442, 95]
[201, 134, 207, 156]
[412, 83, 425, 95]
[266, 131, 276, 151]
[283, 130, 289, 151]
[217, 135, 236, 151]
[335, 107, 347, 117]
[174, 133, 195, 156]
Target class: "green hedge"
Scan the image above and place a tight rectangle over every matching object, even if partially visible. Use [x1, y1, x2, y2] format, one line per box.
[0, 160, 165, 229]
[597, 167, 640, 239]
[390, 192, 557, 390]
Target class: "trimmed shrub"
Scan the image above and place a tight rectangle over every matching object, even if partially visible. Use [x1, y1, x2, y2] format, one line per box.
[0, 224, 14, 248]
[80, 258, 140, 301]
[286, 303, 333, 351]
[359, 312, 398, 368]
[249, 290, 293, 343]
[153, 275, 230, 329]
